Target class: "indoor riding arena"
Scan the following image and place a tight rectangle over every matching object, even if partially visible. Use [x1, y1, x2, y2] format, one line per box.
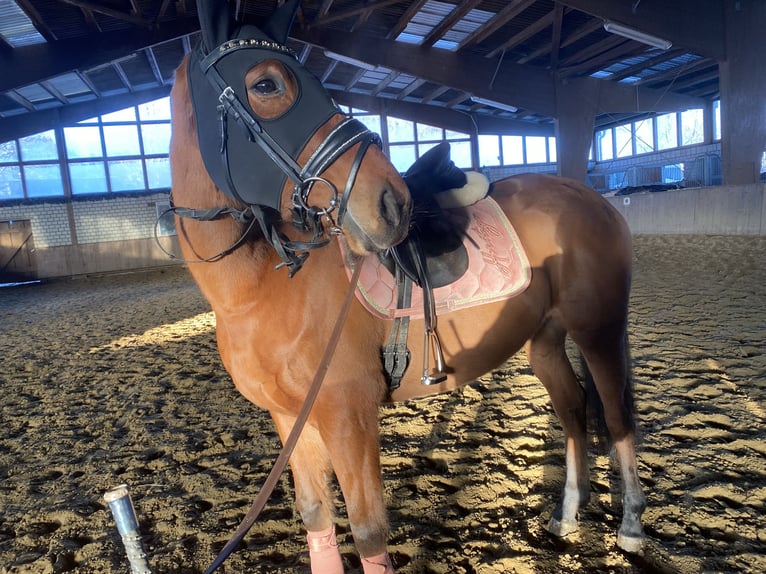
[1, 2, 765, 574]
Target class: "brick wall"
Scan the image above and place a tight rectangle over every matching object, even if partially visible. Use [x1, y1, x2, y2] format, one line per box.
[72, 195, 164, 244]
[0, 202, 71, 248]
[0, 192, 170, 249]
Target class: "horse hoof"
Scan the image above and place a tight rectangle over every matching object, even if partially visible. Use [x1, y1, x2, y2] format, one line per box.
[546, 516, 578, 538]
[616, 532, 645, 553]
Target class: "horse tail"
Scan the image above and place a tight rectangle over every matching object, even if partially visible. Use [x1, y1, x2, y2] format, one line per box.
[581, 330, 636, 451]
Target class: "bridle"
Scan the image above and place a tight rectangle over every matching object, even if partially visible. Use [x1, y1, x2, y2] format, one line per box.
[174, 37, 383, 276]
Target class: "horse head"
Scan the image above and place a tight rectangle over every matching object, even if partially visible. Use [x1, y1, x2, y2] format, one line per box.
[184, 0, 411, 267]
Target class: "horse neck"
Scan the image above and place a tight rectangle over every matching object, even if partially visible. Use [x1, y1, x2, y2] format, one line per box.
[186, 221, 348, 323]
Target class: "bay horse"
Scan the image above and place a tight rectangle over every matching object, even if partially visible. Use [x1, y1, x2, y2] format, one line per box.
[170, 1, 645, 572]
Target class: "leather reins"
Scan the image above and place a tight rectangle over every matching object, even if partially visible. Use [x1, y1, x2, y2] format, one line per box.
[202, 256, 363, 574]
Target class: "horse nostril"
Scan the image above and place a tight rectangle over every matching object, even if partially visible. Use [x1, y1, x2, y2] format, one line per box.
[379, 188, 402, 227]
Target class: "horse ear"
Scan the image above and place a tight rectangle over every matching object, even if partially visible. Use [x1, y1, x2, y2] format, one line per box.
[196, 0, 235, 53]
[262, 0, 300, 44]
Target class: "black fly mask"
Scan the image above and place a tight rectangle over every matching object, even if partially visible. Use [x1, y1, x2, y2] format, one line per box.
[184, 0, 382, 274]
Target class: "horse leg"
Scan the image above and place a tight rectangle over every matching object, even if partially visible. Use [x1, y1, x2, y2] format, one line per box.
[271, 412, 344, 574]
[526, 317, 590, 537]
[315, 400, 394, 573]
[574, 326, 646, 553]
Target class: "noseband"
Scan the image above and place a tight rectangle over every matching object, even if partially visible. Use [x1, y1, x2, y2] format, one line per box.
[179, 37, 382, 276]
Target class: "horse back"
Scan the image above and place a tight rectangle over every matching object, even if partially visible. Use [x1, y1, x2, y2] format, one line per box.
[491, 173, 632, 328]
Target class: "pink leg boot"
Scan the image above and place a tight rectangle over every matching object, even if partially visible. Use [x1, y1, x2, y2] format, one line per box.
[307, 525, 344, 574]
[361, 551, 394, 574]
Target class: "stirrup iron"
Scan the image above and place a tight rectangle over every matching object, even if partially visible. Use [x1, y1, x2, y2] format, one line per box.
[421, 328, 447, 385]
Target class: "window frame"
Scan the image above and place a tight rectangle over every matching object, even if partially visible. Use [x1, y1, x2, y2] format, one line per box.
[1, 96, 173, 202]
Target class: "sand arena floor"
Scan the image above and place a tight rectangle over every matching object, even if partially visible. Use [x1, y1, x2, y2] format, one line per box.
[1, 234, 764, 573]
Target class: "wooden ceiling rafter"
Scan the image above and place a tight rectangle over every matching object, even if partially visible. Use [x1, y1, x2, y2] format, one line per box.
[81, 7, 103, 32]
[0, 0, 727, 143]
[636, 58, 717, 88]
[421, 0, 482, 48]
[561, 41, 647, 78]
[397, 78, 427, 100]
[39, 80, 69, 104]
[344, 67, 368, 91]
[559, 34, 625, 66]
[311, 0, 404, 28]
[76, 70, 101, 97]
[457, 0, 537, 51]
[663, 69, 719, 92]
[157, 0, 174, 21]
[14, 0, 58, 42]
[56, 0, 152, 29]
[371, 70, 401, 96]
[320, 60, 338, 83]
[421, 85, 450, 104]
[6, 90, 37, 111]
[385, 0, 427, 40]
[487, 8, 557, 58]
[298, 43, 312, 64]
[548, 3, 565, 69]
[445, 92, 469, 109]
[559, 17, 603, 49]
[315, 0, 336, 22]
[111, 61, 134, 92]
[144, 47, 165, 85]
[606, 48, 686, 82]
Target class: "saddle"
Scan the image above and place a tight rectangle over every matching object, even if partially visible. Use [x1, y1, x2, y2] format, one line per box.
[385, 142, 474, 288]
[382, 142, 489, 391]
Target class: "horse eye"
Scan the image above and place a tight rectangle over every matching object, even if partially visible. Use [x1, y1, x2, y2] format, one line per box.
[252, 78, 279, 95]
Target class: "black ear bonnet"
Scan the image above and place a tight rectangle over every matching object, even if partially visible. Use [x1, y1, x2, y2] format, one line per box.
[188, 1, 340, 212]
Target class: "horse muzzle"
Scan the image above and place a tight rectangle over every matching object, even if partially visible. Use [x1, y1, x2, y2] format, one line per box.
[343, 184, 412, 255]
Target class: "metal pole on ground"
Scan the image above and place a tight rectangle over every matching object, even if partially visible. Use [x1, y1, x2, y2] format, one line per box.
[104, 484, 152, 574]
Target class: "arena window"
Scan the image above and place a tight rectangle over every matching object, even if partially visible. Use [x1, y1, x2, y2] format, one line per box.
[0, 97, 172, 202]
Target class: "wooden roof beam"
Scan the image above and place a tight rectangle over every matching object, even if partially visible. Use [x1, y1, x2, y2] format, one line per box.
[57, 0, 152, 29]
[457, 0, 536, 50]
[15, 0, 58, 42]
[422, 0, 483, 47]
[386, 0, 428, 40]
[558, 0, 724, 60]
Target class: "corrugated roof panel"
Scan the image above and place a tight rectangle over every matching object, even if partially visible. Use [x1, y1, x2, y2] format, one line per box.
[15, 84, 53, 103]
[388, 74, 418, 90]
[650, 53, 701, 73]
[395, 33, 422, 45]
[459, 8, 495, 30]
[85, 67, 128, 95]
[0, 1, 46, 46]
[119, 53, 159, 88]
[151, 39, 189, 82]
[357, 69, 394, 85]
[395, 0, 457, 45]
[433, 39, 459, 51]
[421, 1, 457, 19]
[46, 73, 91, 98]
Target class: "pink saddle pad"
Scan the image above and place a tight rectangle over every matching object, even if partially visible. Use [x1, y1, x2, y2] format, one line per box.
[344, 196, 531, 320]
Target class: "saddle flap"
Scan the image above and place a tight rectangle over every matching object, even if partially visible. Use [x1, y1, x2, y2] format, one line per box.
[388, 234, 469, 289]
